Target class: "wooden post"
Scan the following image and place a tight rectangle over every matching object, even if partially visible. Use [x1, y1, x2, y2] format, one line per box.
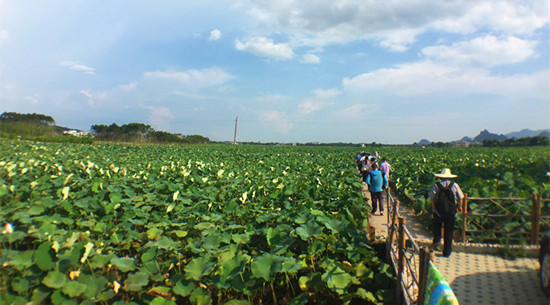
[461, 195, 468, 243]
[531, 194, 541, 245]
[418, 247, 435, 305]
[396, 216, 406, 304]
[386, 187, 390, 224]
[390, 201, 399, 244]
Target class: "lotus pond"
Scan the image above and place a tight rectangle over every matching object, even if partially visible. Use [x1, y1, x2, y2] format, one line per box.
[0, 141, 392, 305]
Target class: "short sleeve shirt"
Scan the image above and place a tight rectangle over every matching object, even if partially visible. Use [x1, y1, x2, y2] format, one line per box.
[428, 179, 464, 201]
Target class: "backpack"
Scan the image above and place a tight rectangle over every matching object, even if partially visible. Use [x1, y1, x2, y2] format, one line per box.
[435, 181, 456, 216]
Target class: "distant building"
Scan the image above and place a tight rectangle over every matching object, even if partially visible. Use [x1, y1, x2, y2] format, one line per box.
[64, 130, 89, 137]
[454, 141, 471, 147]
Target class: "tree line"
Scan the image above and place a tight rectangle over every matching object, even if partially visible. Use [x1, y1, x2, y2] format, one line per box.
[91, 123, 210, 144]
[0, 112, 56, 125]
[482, 136, 549, 147]
[0, 112, 210, 144]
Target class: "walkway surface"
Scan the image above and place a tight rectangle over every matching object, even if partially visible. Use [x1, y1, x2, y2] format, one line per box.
[363, 184, 548, 305]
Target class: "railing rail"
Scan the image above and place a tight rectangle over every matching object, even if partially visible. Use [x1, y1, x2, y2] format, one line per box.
[461, 194, 550, 244]
[386, 188, 424, 305]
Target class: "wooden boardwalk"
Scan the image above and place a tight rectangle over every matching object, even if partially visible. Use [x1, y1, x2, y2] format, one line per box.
[362, 184, 548, 305]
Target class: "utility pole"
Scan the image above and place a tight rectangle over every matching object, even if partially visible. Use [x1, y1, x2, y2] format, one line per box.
[233, 116, 238, 145]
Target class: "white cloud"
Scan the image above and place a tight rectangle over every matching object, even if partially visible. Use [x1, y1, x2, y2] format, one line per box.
[119, 82, 137, 91]
[235, 37, 294, 60]
[60, 61, 96, 75]
[80, 89, 94, 106]
[422, 35, 537, 67]
[301, 53, 320, 64]
[334, 104, 377, 122]
[297, 101, 328, 115]
[145, 106, 175, 131]
[260, 110, 292, 133]
[143, 68, 233, 89]
[432, 1, 550, 35]
[312, 88, 341, 99]
[343, 61, 550, 99]
[247, 0, 550, 51]
[209, 29, 221, 41]
[78, 89, 107, 107]
[297, 89, 339, 115]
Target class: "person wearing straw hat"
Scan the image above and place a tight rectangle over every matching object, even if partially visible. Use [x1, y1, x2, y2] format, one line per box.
[429, 168, 464, 257]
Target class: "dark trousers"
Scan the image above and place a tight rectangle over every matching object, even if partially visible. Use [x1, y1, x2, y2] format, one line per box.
[432, 212, 455, 256]
[370, 191, 384, 213]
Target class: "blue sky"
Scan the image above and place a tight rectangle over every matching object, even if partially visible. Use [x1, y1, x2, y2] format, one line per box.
[1, 0, 549, 144]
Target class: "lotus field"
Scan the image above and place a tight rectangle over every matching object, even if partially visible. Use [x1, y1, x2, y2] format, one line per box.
[1, 140, 548, 304]
[0, 140, 392, 305]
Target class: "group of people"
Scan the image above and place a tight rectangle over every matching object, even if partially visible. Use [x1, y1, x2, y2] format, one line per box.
[354, 151, 464, 257]
[355, 151, 391, 216]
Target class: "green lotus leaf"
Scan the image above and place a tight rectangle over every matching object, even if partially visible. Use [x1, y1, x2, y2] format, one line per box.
[77, 274, 105, 299]
[151, 236, 177, 250]
[323, 218, 345, 233]
[9, 250, 33, 270]
[194, 222, 215, 230]
[250, 253, 284, 281]
[355, 287, 377, 302]
[173, 280, 196, 297]
[190, 286, 212, 305]
[34, 241, 56, 271]
[51, 289, 75, 305]
[141, 248, 157, 263]
[111, 256, 137, 272]
[124, 272, 149, 291]
[11, 277, 29, 294]
[185, 255, 215, 281]
[90, 254, 113, 269]
[218, 252, 249, 282]
[93, 222, 106, 232]
[172, 230, 188, 238]
[296, 222, 323, 241]
[321, 265, 354, 294]
[224, 300, 251, 305]
[150, 296, 176, 305]
[202, 234, 221, 250]
[146, 227, 163, 240]
[31, 285, 50, 303]
[42, 270, 68, 289]
[62, 281, 87, 298]
[281, 259, 302, 274]
[96, 289, 115, 302]
[28, 205, 45, 216]
[231, 233, 250, 244]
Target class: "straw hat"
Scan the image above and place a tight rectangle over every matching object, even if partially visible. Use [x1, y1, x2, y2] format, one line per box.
[434, 168, 457, 178]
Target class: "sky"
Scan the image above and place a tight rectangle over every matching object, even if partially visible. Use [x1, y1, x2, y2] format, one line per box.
[1, 0, 549, 144]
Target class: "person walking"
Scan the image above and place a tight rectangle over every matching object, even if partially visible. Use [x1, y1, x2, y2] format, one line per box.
[429, 168, 464, 257]
[379, 157, 391, 179]
[366, 163, 388, 215]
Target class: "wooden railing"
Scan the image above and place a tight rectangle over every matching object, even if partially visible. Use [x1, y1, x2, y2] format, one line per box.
[386, 189, 434, 305]
[460, 194, 550, 244]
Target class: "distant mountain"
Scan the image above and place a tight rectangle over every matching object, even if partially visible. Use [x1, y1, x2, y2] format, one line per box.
[505, 128, 550, 139]
[473, 129, 507, 142]
[414, 128, 550, 145]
